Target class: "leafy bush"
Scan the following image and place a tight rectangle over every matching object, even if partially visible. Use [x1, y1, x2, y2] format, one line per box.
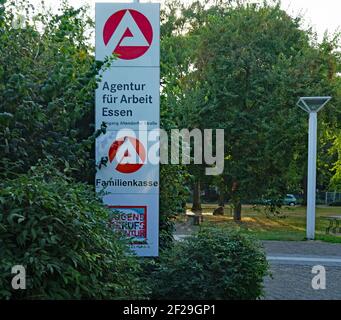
[159, 165, 188, 249]
[0, 2, 100, 183]
[0, 165, 147, 299]
[149, 228, 269, 300]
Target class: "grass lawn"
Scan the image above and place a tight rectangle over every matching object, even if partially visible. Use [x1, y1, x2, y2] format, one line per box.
[178, 204, 341, 243]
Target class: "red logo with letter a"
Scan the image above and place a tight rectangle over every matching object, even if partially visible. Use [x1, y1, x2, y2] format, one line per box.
[103, 9, 153, 60]
[108, 136, 146, 174]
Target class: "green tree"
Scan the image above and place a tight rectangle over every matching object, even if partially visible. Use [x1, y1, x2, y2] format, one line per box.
[179, 0, 340, 219]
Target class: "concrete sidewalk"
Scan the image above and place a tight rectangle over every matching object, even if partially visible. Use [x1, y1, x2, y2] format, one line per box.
[262, 241, 341, 300]
[262, 240, 341, 257]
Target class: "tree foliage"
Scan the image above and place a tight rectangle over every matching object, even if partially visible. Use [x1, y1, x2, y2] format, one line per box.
[0, 1, 98, 183]
[170, 0, 341, 217]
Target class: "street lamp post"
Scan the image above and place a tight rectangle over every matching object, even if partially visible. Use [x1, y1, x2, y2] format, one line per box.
[297, 97, 331, 240]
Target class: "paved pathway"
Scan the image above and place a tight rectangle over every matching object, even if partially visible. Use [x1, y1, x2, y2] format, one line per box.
[263, 264, 341, 300]
[262, 241, 341, 300]
[263, 240, 341, 257]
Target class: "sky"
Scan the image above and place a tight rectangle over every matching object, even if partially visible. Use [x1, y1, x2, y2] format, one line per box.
[26, 0, 341, 40]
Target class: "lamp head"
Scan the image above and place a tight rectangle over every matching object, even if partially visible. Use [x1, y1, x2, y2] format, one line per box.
[297, 96, 331, 113]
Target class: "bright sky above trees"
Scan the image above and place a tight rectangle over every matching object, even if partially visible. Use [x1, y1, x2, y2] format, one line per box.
[26, 0, 340, 40]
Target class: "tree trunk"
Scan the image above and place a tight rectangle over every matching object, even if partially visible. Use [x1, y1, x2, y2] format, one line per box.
[231, 180, 241, 221]
[192, 179, 202, 212]
[233, 200, 242, 221]
[218, 190, 225, 207]
[218, 175, 227, 207]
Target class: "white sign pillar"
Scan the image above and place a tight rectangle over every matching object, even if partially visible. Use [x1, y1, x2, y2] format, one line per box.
[95, 2, 160, 256]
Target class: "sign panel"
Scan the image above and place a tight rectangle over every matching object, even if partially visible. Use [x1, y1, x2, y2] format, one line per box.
[95, 67, 160, 130]
[96, 3, 160, 256]
[96, 130, 159, 194]
[96, 3, 159, 67]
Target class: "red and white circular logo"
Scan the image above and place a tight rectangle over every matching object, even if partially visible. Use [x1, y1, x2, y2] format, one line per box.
[103, 9, 153, 60]
[108, 136, 146, 174]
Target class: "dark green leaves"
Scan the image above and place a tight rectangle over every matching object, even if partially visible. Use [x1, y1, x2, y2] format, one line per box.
[0, 165, 147, 299]
[148, 227, 269, 300]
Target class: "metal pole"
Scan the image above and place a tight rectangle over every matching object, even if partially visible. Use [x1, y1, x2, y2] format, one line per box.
[306, 111, 317, 240]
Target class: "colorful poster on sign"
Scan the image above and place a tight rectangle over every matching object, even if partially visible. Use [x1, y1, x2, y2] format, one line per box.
[103, 194, 159, 256]
[108, 206, 147, 244]
[95, 3, 160, 257]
